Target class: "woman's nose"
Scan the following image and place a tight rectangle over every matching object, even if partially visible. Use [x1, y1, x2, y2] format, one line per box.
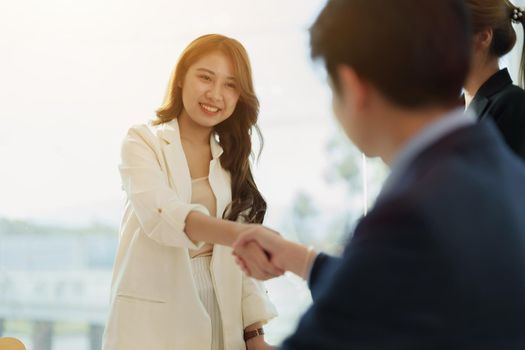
[206, 83, 223, 103]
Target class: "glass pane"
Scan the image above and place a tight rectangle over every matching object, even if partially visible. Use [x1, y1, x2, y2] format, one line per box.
[6, 0, 521, 348]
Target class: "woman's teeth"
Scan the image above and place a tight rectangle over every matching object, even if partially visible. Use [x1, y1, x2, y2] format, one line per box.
[200, 103, 220, 113]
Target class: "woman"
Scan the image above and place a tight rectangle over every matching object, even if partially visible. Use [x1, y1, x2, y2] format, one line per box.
[102, 34, 278, 350]
[464, 0, 525, 160]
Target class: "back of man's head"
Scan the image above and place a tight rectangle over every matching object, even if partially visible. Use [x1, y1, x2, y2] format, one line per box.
[310, 0, 471, 109]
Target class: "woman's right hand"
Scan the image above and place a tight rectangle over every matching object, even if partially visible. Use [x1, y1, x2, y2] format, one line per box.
[234, 238, 285, 280]
[232, 226, 290, 280]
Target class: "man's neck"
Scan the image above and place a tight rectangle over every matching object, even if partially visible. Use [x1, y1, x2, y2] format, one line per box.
[378, 106, 456, 166]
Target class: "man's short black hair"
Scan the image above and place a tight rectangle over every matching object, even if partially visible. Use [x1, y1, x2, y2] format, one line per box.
[310, 0, 471, 108]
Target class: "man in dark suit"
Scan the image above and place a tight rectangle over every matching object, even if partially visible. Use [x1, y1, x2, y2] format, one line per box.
[232, 0, 525, 349]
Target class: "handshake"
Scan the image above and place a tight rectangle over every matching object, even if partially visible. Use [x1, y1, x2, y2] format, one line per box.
[231, 225, 317, 281]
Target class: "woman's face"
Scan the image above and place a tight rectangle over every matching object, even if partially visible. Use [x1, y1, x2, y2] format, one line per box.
[180, 51, 241, 129]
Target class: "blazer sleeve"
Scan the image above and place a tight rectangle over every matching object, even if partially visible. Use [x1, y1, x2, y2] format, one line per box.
[119, 125, 209, 249]
[280, 200, 446, 349]
[241, 274, 278, 328]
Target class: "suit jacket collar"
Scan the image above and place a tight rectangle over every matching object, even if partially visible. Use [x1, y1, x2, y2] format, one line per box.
[157, 118, 224, 159]
[377, 121, 502, 206]
[476, 68, 513, 98]
[377, 108, 474, 203]
[467, 68, 513, 121]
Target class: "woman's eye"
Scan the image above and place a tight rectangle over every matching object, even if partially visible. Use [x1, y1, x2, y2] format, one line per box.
[200, 75, 211, 81]
[226, 83, 237, 89]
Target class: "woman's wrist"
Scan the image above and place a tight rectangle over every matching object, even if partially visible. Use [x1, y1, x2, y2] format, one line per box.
[185, 211, 246, 246]
[246, 334, 265, 342]
[245, 334, 265, 346]
[224, 221, 246, 246]
[244, 326, 264, 342]
[244, 321, 263, 332]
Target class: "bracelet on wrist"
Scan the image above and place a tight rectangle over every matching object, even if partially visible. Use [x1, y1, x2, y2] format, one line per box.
[244, 327, 264, 341]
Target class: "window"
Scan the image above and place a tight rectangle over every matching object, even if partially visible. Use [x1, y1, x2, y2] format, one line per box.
[7, 0, 523, 348]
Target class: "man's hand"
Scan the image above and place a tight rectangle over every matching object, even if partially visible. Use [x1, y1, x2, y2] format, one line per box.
[233, 226, 312, 280]
[237, 240, 285, 280]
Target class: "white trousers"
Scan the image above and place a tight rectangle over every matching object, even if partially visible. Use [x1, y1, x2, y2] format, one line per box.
[190, 255, 224, 350]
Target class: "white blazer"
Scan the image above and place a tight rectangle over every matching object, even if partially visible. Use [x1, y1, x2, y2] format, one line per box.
[102, 119, 277, 350]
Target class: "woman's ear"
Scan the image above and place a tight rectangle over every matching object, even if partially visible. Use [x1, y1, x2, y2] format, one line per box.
[473, 28, 493, 52]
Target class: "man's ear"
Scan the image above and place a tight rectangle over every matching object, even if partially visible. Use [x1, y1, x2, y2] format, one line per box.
[336, 65, 368, 112]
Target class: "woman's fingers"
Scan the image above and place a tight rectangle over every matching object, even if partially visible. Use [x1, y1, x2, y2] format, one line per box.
[236, 244, 266, 278]
[234, 255, 251, 276]
[234, 231, 285, 279]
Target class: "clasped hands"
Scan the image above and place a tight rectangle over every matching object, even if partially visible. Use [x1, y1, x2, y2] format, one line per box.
[232, 224, 312, 281]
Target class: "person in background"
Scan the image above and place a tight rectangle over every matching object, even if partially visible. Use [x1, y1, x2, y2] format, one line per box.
[232, 0, 525, 348]
[464, 0, 525, 160]
[102, 34, 277, 350]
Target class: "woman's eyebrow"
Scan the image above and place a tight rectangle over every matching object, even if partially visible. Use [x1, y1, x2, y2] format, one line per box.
[196, 67, 236, 81]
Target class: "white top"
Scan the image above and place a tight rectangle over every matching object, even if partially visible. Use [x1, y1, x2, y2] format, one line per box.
[189, 176, 216, 258]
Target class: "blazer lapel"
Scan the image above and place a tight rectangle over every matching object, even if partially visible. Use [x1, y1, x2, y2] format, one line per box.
[467, 68, 513, 121]
[158, 120, 192, 203]
[209, 156, 235, 308]
[157, 120, 232, 214]
[467, 96, 490, 121]
[208, 135, 231, 219]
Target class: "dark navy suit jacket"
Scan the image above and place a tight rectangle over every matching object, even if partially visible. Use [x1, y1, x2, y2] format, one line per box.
[281, 121, 525, 349]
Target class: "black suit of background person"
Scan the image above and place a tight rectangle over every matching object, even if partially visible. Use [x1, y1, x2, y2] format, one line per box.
[464, 0, 525, 161]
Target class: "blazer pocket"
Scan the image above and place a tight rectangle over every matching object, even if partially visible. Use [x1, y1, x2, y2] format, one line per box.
[116, 292, 167, 304]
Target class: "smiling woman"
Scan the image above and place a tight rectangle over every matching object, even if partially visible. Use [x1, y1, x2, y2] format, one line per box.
[102, 34, 278, 350]
[155, 34, 266, 224]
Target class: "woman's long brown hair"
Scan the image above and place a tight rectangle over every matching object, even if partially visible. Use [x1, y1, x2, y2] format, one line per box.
[154, 34, 266, 224]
